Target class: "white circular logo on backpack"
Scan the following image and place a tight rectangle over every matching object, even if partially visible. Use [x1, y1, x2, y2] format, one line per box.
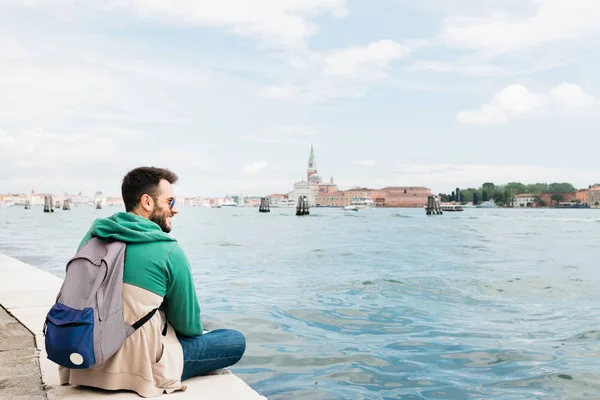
[70, 353, 84, 365]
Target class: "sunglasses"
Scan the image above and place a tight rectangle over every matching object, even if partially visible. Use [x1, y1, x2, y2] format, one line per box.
[169, 198, 176, 210]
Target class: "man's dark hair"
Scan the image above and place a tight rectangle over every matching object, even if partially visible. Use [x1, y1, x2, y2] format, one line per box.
[121, 167, 178, 212]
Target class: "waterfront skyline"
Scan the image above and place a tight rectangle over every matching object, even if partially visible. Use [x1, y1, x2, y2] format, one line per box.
[1, 146, 597, 200]
[1, 1, 600, 196]
[0, 143, 598, 201]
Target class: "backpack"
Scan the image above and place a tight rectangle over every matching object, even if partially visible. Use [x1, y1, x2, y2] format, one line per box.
[43, 237, 162, 369]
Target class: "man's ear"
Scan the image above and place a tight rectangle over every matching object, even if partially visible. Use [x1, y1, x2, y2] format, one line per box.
[140, 194, 154, 213]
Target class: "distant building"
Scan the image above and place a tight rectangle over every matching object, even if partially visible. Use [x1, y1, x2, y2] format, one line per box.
[576, 189, 589, 205]
[67, 193, 92, 205]
[31, 193, 56, 206]
[288, 144, 336, 206]
[266, 194, 288, 207]
[539, 192, 577, 207]
[315, 191, 345, 207]
[183, 197, 200, 206]
[512, 194, 536, 208]
[245, 197, 262, 207]
[287, 145, 431, 208]
[105, 197, 124, 207]
[316, 176, 338, 194]
[306, 143, 321, 184]
[223, 196, 235, 205]
[315, 188, 374, 207]
[376, 187, 431, 207]
[4, 194, 26, 205]
[590, 187, 600, 208]
[288, 180, 315, 206]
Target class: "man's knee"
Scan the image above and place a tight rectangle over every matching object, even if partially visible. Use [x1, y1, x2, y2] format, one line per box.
[227, 329, 246, 361]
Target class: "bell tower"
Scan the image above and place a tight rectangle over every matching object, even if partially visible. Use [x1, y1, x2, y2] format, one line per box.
[307, 143, 317, 180]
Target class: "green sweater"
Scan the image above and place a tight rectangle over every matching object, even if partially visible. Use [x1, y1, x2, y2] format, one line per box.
[79, 212, 203, 337]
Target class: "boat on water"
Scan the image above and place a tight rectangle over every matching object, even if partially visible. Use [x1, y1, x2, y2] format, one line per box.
[476, 200, 498, 208]
[222, 202, 238, 207]
[343, 197, 375, 211]
[211, 204, 222, 209]
[441, 203, 464, 212]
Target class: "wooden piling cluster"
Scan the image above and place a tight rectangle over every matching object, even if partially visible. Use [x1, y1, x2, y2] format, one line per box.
[258, 197, 270, 213]
[425, 195, 442, 215]
[63, 199, 71, 210]
[296, 196, 310, 216]
[94, 191, 103, 209]
[43, 196, 54, 213]
[24, 200, 31, 210]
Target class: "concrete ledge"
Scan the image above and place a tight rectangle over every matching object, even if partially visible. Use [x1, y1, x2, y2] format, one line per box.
[0, 254, 265, 399]
[0, 305, 46, 399]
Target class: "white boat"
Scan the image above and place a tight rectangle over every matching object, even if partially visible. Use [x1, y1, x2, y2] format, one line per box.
[211, 204, 222, 209]
[343, 197, 375, 211]
[441, 203, 464, 212]
[276, 199, 296, 208]
[222, 202, 238, 207]
[476, 200, 498, 209]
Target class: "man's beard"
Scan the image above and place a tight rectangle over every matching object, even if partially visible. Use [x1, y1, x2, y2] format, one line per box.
[150, 206, 171, 233]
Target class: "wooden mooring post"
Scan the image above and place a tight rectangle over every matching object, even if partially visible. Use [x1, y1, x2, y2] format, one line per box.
[258, 197, 270, 213]
[43, 195, 54, 213]
[296, 196, 310, 216]
[425, 195, 442, 215]
[63, 199, 71, 210]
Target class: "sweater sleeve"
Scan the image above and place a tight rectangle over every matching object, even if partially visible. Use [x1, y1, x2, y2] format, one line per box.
[165, 244, 203, 337]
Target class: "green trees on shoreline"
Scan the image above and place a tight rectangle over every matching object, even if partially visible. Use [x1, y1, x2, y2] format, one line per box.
[439, 182, 578, 206]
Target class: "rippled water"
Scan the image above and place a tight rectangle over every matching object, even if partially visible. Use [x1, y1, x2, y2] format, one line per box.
[2, 205, 600, 399]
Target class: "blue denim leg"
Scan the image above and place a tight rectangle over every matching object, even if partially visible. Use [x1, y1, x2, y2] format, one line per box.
[178, 329, 246, 381]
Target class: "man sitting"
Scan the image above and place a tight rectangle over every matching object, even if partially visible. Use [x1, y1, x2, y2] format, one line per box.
[59, 166, 246, 397]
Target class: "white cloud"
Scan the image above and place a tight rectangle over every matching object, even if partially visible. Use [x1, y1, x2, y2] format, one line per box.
[260, 39, 416, 102]
[244, 126, 316, 144]
[6, 0, 348, 48]
[259, 85, 302, 100]
[423, 1, 600, 78]
[0, 127, 116, 162]
[411, 58, 501, 77]
[439, 0, 600, 56]
[259, 80, 363, 102]
[322, 40, 413, 80]
[395, 164, 455, 174]
[547, 83, 597, 108]
[243, 161, 268, 175]
[457, 83, 596, 125]
[0, 36, 28, 59]
[354, 160, 376, 166]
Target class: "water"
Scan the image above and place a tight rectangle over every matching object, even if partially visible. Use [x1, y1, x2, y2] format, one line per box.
[1, 205, 600, 399]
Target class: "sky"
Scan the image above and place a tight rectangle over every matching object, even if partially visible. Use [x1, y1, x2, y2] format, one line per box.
[1, 0, 600, 197]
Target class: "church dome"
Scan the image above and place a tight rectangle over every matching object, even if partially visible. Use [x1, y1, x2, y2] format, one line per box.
[309, 173, 322, 183]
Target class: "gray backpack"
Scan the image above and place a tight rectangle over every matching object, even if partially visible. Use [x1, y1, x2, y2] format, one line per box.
[43, 237, 163, 369]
